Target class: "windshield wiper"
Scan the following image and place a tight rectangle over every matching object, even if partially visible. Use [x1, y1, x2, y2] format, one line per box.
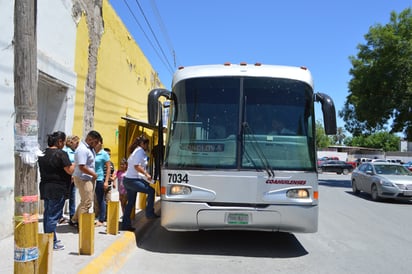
[242, 122, 275, 178]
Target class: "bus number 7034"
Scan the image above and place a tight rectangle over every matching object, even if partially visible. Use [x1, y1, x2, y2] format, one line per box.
[148, 62, 336, 233]
[167, 173, 189, 184]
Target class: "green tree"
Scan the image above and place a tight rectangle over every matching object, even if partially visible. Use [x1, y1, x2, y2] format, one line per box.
[332, 127, 346, 145]
[316, 120, 331, 149]
[345, 131, 400, 152]
[340, 8, 412, 139]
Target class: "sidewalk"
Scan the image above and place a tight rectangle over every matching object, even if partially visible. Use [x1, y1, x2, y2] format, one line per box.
[0, 200, 160, 274]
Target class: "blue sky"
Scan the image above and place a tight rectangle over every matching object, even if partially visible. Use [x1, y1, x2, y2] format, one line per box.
[109, 0, 411, 129]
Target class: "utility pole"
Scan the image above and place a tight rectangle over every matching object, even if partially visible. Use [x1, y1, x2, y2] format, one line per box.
[14, 0, 39, 273]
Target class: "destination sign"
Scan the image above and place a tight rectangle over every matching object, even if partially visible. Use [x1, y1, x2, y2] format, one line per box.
[180, 143, 225, 152]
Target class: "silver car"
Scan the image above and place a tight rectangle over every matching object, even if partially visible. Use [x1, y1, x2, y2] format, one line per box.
[351, 162, 412, 202]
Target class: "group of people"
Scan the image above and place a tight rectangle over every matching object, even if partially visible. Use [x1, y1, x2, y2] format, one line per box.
[38, 130, 158, 251]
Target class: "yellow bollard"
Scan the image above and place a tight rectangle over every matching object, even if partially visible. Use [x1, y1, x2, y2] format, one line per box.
[106, 201, 119, 235]
[37, 233, 53, 274]
[79, 213, 95, 255]
[138, 192, 147, 210]
[154, 180, 161, 196]
[130, 206, 136, 220]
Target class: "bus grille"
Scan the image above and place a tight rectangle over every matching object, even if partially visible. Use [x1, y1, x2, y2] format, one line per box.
[207, 202, 269, 208]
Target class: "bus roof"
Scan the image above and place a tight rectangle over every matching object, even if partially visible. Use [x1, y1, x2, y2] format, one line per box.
[172, 63, 314, 89]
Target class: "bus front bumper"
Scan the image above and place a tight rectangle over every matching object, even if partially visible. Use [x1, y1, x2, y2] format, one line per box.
[160, 200, 318, 233]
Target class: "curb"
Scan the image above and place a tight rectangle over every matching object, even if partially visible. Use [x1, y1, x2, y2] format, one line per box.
[78, 201, 160, 274]
[78, 231, 136, 274]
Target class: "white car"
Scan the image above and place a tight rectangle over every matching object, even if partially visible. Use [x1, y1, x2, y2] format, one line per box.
[371, 159, 387, 162]
[351, 162, 412, 202]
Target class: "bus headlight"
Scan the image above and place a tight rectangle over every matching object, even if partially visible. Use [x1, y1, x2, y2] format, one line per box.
[286, 189, 309, 199]
[170, 185, 192, 195]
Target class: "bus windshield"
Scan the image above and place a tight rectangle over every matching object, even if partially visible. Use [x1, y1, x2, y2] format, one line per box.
[165, 76, 316, 171]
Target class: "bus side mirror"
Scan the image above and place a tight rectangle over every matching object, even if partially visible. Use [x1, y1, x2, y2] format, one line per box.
[315, 92, 337, 135]
[148, 89, 171, 126]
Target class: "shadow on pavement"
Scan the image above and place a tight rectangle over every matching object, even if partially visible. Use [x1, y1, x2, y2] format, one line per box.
[319, 179, 352, 188]
[138, 229, 308, 259]
[346, 191, 412, 204]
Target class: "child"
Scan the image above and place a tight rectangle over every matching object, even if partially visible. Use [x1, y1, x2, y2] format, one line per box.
[116, 158, 128, 215]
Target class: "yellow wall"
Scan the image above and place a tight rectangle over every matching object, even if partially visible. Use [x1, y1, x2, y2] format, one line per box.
[73, 0, 163, 167]
[73, 12, 88, 136]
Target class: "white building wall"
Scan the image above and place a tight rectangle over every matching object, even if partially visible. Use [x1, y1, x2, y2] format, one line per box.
[37, 0, 77, 135]
[0, 0, 16, 240]
[0, 0, 77, 239]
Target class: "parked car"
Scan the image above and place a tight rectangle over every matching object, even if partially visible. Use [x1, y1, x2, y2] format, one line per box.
[317, 156, 339, 167]
[318, 160, 354, 175]
[371, 159, 388, 163]
[403, 161, 412, 171]
[351, 162, 412, 202]
[360, 158, 372, 163]
[347, 161, 357, 169]
[387, 159, 402, 164]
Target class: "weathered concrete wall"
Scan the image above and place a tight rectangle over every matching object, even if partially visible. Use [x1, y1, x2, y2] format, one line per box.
[0, 0, 78, 239]
[72, 0, 104, 135]
[0, 0, 163, 239]
[72, 0, 162, 166]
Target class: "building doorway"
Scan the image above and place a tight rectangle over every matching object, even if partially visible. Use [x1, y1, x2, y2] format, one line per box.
[37, 72, 68, 149]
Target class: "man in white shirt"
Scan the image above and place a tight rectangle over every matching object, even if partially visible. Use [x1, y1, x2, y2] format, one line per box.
[70, 130, 102, 225]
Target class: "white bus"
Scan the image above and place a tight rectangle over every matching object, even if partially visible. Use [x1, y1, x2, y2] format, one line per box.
[147, 63, 336, 233]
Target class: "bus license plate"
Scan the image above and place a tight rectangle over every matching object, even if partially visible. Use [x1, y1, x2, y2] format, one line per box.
[227, 213, 249, 225]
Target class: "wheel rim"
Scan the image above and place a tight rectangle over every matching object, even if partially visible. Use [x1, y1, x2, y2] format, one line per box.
[352, 181, 357, 193]
[343, 169, 349, 175]
[372, 185, 378, 200]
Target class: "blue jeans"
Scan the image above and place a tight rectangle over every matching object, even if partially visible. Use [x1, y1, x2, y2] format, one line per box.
[57, 180, 76, 220]
[95, 181, 107, 222]
[69, 182, 76, 218]
[43, 196, 66, 243]
[122, 177, 155, 228]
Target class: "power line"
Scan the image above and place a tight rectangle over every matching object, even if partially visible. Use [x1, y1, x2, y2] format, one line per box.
[121, 0, 174, 75]
[134, 0, 175, 73]
[149, 0, 179, 68]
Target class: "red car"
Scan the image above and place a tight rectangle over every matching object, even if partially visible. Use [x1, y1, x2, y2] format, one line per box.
[347, 161, 357, 169]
